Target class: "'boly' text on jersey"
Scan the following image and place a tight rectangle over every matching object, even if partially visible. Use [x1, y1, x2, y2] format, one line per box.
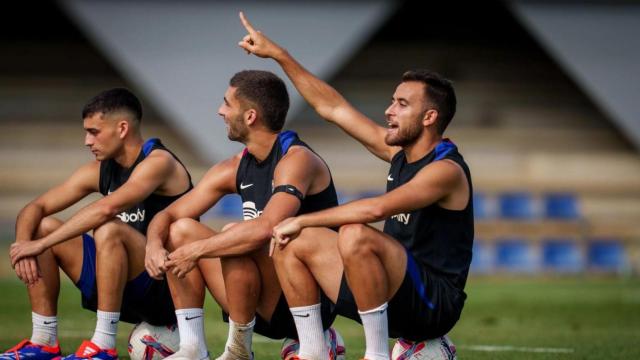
[116, 208, 145, 223]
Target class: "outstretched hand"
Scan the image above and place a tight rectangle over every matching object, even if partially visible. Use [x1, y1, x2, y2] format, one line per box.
[10, 240, 45, 267]
[270, 217, 303, 256]
[165, 242, 201, 279]
[238, 11, 284, 59]
[145, 245, 169, 280]
[14, 257, 41, 286]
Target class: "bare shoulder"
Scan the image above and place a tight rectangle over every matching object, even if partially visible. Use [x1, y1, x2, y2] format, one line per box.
[419, 158, 466, 183]
[144, 148, 177, 167]
[198, 152, 242, 193]
[281, 145, 324, 168]
[71, 160, 101, 185]
[275, 145, 331, 194]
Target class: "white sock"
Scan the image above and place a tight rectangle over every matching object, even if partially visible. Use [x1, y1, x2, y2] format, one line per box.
[176, 308, 208, 358]
[290, 304, 327, 360]
[222, 317, 255, 359]
[359, 303, 389, 360]
[31, 312, 57, 346]
[91, 310, 119, 349]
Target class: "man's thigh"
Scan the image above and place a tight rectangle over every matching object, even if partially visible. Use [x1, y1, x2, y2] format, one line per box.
[92, 220, 147, 281]
[340, 224, 408, 300]
[387, 254, 466, 341]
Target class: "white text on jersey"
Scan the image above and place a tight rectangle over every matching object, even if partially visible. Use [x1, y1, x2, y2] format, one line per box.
[391, 212, 411, 225]
[116, 209, 145, 223]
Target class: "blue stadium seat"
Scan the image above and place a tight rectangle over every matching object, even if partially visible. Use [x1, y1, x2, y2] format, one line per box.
[496, 238, 538, 273]
[470, 239, 494, 273]
[215, 194, 243, 218]
[544, 193, 579, 220]
[473, 192, 488, 219]
[499, 192, 534, 220]
[588, 239, 626, 272]
[542, 239, 583, 273]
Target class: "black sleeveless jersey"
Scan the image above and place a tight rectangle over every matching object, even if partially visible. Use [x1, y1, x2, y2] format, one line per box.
[235, 130, 338, 221]
[99, 138, 193, 235]
[383, 139, 474, 290]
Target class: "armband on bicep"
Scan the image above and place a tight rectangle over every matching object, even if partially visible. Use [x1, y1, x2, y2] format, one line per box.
[273, 184, 305, 202]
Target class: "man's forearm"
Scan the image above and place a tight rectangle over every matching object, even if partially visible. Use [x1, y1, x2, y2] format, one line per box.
[298, 197, 385, 230]
[146, 211, 174, 249]
[273, 49, 345, 122]
[15, 203, 46, 242]
[198, 219, 272, 258]
[39, 202, 115, 250]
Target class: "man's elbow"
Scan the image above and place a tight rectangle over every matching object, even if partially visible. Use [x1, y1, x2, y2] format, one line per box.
[98, 204, 121, 221]
[367, 204, 387, 222]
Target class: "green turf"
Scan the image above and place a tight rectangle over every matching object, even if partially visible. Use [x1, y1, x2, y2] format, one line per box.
[0, 276, 638, 359]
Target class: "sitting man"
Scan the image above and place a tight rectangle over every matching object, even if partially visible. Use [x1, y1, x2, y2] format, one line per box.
[145, 70, 340, 360]
[240, 12, 472, 360]
[3, 88, 193, 360]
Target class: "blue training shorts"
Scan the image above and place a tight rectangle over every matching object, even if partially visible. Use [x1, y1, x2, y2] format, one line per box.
[75, 234, 176, 325]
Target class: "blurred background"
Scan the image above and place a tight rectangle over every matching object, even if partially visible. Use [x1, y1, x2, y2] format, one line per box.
[1, 0, 639, 358]
[1, 0, 638, 276]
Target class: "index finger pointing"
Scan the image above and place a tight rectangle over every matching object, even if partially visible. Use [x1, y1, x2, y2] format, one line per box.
[239, 11, 257, 34]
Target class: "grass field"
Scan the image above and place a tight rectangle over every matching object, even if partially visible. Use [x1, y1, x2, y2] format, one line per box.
[0, 276, 638, 359]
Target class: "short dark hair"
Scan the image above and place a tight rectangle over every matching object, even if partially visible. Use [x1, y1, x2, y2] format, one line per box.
[230, 70, 290, 132]
[82, 88, 143, 123]
[401, 70, 456, 134]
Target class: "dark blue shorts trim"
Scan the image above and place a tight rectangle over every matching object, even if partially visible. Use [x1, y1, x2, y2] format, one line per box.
[76, 234, 96, 298]
[336, 248, 464, 340]
[405, 248, 435, 310]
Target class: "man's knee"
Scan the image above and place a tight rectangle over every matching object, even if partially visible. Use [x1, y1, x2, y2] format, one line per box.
[272, 228, 312, 267]
[36, 217, 62, 238]
[93, 220, 125, 248]
[221, 255, 260, 283]
[337, 223, 372, 260]
[167, 218, 200, 249]
[272, 239, 294, 268]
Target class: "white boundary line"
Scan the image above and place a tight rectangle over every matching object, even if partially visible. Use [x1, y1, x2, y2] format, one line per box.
[460, 344, 574, 354]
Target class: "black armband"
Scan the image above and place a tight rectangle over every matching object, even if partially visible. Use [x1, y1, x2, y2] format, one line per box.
[273, 184, 305, 201]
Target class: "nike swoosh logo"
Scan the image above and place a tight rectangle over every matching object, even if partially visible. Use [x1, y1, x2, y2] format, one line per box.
[110, 320, 118, 324]
[240, 183, 254, 190]
[387, 174, 394, 181]
[186, 315, 203, 321]
[293, 313, 310, 318]
[44, 321, 57, 325]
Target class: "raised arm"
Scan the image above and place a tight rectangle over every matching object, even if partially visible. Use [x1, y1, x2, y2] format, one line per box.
[238, 12, 398, 162]
[145, 156, 238, 279]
